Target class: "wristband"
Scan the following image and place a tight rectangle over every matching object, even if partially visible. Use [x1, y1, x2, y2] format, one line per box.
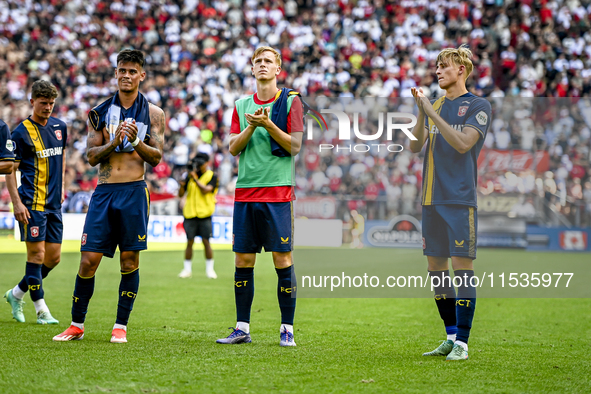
[130, 137, 140, 147]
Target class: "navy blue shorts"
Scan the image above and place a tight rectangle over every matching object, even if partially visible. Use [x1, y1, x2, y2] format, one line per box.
[81, 181, 150, 258]
[422, 205, 477, 259]
[19, 210, 63, 243]
[232, 201, 293, 253]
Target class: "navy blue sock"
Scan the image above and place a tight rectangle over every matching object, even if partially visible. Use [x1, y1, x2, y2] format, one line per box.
[72, 275, 95, 324]
[116, 269, 140, 326]
[41, 264, 53, 279]
[454, 269, 477, 344]
[235, 267, 254, 324]
[18, 264, 53, 293]
[17, 277, 27, 293]
[428, 270, 457, 335]
[25, 262, 43, 301]
[276, 265, 297, 325]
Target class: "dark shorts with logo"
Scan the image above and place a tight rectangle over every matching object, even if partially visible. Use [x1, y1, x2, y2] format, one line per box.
[422, 204, 477, 259]
[81, 181, 150, 258]
[233, 201, 293, 253]
[19, 210, 63, 243]
[183, 216, 213, 240]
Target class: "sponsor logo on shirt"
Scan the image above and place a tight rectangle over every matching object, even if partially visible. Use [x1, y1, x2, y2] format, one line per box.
[429, 124, 464, 134]
[36, 146, 63, 158]
[476, 111, 488, 125]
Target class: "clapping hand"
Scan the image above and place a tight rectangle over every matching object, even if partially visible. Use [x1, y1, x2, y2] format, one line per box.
[411, 87, 431, 114]
[123, 119, 138, 143]
[245, 107, 270, 128]
[111, 121, 126, 146]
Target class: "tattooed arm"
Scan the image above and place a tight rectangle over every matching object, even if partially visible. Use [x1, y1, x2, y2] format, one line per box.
[125, 103, 164, 167]
[86, 121, 123, 167]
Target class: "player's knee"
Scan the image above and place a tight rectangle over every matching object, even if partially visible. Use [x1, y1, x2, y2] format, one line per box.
[427, 257, 449, 271]
[28, 250, 45, 264]
[120, 258, 139, 272]
[273, 253, 292, 269]
[274, 261, 292, 269]
[235, 260, 254, 268]
[120, 261, 137, 272]
[79, 256, 100, 276]
[235, 254, 255, 268]
[451, 255, 473, 268]
[46, 257, 60, 268]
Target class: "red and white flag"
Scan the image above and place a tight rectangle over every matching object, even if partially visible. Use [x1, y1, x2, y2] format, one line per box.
[559, 231, 588, 250]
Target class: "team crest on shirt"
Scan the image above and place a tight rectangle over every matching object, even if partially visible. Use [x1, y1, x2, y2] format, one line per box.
[6, 139, 14, 151]
[81, 233, 87, 246]
[31, 227, 39, 238]
[55, 129, 62, 140]
[458, 106, 468, 117]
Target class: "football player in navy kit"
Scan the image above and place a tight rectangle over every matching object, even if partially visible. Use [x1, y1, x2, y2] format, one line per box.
[53, 49, 165, 344]
[4, 80, 66, 325]
[0, 119, 15, 174]
[410, 46, 492, 361]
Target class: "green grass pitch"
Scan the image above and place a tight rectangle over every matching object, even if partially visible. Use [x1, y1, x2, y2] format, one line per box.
[0, 241, 590, 393]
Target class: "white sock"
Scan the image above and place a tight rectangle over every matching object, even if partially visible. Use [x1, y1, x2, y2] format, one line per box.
[113, 323, 127, 332]
[183, 260, 192, 271]
[12, 285, 25, 300]
[447, 334, 456, 342]
[281, 324, 294, 334]
[455, 340, 468, 351]
[71, 322, 84, 329]
[205, 259, 214, 271]
[33, 299, 48, 314]
[236, 321, 249, 333]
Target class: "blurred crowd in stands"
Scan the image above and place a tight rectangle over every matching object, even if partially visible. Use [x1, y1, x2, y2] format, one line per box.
[0, 0, 590, 226]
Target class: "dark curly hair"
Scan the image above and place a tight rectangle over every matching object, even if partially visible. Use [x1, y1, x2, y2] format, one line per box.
[31, 80, 58, 99]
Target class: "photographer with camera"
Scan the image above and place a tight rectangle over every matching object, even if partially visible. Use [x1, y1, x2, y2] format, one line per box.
[178, 152, 219, 279]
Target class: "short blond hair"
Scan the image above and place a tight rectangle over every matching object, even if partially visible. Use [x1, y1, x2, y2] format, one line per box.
[251, 46, 282, 67]
[436, 45, 474, 80]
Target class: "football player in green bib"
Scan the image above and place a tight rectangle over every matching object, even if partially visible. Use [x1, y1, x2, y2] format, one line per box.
[217, 46, 304, 347]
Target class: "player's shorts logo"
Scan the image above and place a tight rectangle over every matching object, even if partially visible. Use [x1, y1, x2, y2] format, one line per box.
[55, 130, 62, 140]
[455, 240, 465, 248]
[30, 226, 39, 238]
[422, 237, 426, 250]
[458, 106, 468, 117]
[81, 233, 87, 246]
[281, 236, 289, 244]
[138, 234, 146, 242]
